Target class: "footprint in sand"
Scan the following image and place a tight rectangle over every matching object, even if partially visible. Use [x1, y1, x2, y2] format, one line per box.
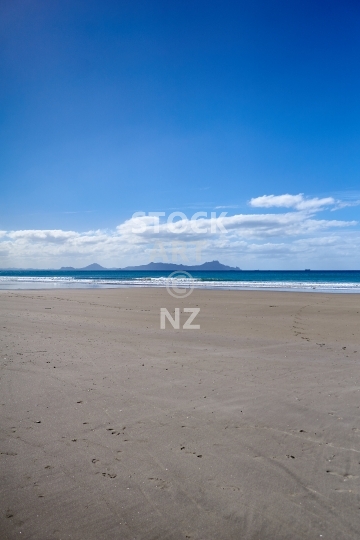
[106, 427, 124, 435]
[326, 470, 358, 480]
[148, 477, 170, 490]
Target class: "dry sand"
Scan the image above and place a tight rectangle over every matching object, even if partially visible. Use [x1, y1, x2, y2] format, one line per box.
[0, 289, 360, 540]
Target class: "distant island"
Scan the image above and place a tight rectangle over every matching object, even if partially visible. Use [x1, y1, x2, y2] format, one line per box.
[60, 263, 106, 271]
[60, 260, 241, 271]
[123, 260, 241, 271]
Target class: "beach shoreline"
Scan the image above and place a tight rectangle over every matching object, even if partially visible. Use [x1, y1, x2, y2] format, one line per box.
[1, 269, 360, 293]
[1, 282, 360, 293]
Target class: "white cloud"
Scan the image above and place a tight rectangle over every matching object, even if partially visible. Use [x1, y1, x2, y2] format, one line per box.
[249, 193, 336, 211]
[331, 199, 360, 211]
[116, 211, 355, 242]
[7, 230, 79, 242]
[215, 205, 240, 209]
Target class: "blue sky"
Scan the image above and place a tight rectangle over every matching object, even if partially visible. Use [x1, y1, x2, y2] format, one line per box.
[1, 0, 360, 268]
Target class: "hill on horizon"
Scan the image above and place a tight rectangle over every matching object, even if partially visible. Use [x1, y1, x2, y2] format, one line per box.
[60, 263, 107, 271]
[123, 260, 240, 271]
[59, 260, 241, 271]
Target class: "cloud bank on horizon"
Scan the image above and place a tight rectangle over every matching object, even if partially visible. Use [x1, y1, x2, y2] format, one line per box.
[1, 194, 359, 270]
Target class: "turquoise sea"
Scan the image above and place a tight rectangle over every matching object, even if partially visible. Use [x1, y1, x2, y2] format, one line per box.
[1, 269, 360, 292]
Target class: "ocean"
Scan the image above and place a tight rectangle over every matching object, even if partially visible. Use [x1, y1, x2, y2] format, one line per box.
[1, 269, 360, 292]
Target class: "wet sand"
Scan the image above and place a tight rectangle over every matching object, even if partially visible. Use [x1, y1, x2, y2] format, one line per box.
[1, 289, 359, 539]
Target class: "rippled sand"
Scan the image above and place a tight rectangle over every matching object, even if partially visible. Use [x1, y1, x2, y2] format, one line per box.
[1, 289, 359, 539]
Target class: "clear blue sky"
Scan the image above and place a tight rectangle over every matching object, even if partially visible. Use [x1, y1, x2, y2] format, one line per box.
[1, 0, 360, 268]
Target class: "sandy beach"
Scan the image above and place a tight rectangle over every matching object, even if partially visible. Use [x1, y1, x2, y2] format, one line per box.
[1, 289, 359, 540]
